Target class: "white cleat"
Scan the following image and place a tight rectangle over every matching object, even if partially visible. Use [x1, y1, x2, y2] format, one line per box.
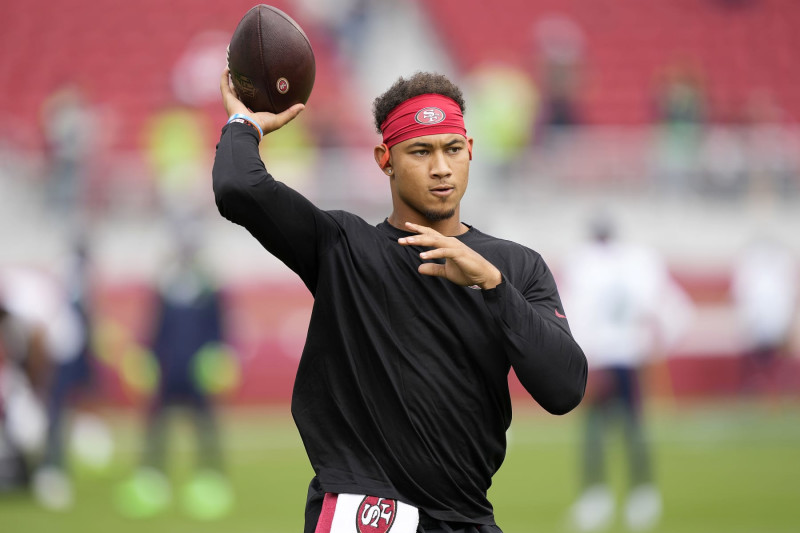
[568, 484, 615, 532]
[624, 484, 662, 531]
[33, 466, 74, 511]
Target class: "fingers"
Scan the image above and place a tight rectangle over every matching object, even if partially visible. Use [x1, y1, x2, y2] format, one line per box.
[404, 221, 438, 236]
[220, 67, 248, 118]
[417, 261, 446, 278]
[273, 103, 306, 129]
[397, 226, 458, 271]
[220, 68, 231, 96]
[398, 222, 448, 248]
[220, 67, 239, 99]
[258, 103, 305, 136]
[417, 246, 455, 261]
[396, 221, 502, 288]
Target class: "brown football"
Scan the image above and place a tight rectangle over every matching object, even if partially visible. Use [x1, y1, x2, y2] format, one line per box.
[227, 4, 315, 113]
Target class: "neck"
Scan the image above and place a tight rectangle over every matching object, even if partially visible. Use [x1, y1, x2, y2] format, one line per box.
[387, 212, 468, 237]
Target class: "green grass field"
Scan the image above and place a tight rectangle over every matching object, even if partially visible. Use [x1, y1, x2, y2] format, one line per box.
[3, 399, 799, 533]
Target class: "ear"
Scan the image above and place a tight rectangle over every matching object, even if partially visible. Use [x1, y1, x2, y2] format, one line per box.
[374, 143, 393, 175]
[467, 136, 474, 160]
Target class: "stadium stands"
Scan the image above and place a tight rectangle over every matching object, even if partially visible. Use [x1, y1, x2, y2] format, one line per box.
[423, 0, 799, 124]
[0, 0, 356, 151]
[3, 0, 796, 155]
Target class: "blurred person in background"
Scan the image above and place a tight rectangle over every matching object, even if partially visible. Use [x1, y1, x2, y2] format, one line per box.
[34, 233, 113, 511]
[258, 110, 320, 195]
[116, 223, 234, 521]
[464, 59, 538, 192]
[214, 68, 587, 533]
[0, 266, 90, 508]
[0, 280, 49, 496]
[40, 82, 97, 217]
[740, 89, 796, 201]
[531, 13, 585, 139]
[651, 61, 706, 196]
[143, 102, 214, 223]
[559, 211, 693, 532]
[297, 0, 372, 63]
[731, 234, 798, 399]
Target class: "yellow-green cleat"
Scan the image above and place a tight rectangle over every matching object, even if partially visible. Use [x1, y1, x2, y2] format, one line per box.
[114, 468, 172, 518]
[180, 469, 235, 520]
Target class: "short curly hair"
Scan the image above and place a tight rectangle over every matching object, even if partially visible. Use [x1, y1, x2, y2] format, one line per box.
[372, 72, 466, 134]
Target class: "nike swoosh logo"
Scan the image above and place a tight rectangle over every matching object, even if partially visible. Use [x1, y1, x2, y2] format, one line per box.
[555, 309, 567, 318]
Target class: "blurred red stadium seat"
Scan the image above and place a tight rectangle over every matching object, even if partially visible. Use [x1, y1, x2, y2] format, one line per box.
[0, 0, 358, 153]
[423, 0, 800, 125]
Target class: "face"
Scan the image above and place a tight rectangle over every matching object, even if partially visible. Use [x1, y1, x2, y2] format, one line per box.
[383, 133, 473, 225]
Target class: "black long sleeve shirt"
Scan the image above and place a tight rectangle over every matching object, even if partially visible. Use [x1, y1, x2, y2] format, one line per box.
[213, 122, 587, 525]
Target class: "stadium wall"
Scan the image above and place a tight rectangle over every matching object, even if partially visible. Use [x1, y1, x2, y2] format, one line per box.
[90, 278, 800, 408]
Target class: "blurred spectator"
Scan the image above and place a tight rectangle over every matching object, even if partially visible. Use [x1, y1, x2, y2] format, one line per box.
[731, 234, 799, 397]
[142, 103, 214, 222]
[652, 61, 706, 196]
[559, 211, 693, 532]
[259, 112, 319, 193]
[40, 82, 97, 217]
[299, 0, 371, 63]
[532, 14, 585, 130]
[115, 225, 234, 520]
[699, 125, 748, 199]
[464, 59, 539, 189]
[740, 89, 796, 200]
[654, 62, 705, 126]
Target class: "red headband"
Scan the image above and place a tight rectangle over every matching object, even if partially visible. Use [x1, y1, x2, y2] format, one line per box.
[379, 93, 471, 168]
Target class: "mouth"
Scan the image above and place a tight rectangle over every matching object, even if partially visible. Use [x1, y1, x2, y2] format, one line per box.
[429, 185, 454, 197]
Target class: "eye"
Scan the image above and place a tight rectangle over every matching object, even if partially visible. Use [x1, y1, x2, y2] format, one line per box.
[412, 149, 429, 156]
[447, 146, 462, 154]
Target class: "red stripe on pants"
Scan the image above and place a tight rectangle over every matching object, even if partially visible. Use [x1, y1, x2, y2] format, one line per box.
[314, 493, 338, 533]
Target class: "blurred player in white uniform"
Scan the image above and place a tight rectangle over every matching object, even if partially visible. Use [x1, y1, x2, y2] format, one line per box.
[731, 235, 798, 396]
[0, 261, 111, 510]
[0, 269, 65, 499]
[559, 212, 693, 532]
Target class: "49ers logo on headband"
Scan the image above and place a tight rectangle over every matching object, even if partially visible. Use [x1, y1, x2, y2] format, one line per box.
[414, 107, 446, 125]
[356, 496, 397, 533]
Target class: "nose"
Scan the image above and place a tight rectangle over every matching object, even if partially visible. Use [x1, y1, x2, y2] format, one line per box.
[430, 149, 452, 179]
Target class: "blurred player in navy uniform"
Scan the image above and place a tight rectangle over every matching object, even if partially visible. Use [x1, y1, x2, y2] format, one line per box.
[116, 228, 233, 520]
[34, 237, 110, 510]
[40, 238, 94, 470]
[213, 68, 587, 533]
[560, 212, 693, 532]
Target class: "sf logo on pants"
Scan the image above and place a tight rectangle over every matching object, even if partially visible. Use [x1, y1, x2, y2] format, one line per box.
[358, 497, 396, 533]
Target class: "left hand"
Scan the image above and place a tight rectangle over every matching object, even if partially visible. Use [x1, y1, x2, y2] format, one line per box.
[398, 222, 503, 290]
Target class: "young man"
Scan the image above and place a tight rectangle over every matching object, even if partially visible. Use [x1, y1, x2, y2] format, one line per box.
[213, 68, 587, 533]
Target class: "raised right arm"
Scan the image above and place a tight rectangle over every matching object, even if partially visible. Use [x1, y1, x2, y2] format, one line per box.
[212, 68, 337, 287]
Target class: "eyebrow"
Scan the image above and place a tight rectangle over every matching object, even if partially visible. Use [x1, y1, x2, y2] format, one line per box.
[406, 138, 465, 149]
